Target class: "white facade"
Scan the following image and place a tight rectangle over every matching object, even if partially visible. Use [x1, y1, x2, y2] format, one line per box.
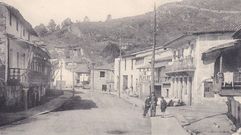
[114, 47, 172, 98]
[91, 68, 114, 91]
[54, 59, 74, 89]
[167, 32, 234, 105]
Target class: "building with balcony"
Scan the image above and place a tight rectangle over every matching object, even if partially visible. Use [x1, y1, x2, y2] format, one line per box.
[0, 2, 51, 110]
[165, 30, 235, 105]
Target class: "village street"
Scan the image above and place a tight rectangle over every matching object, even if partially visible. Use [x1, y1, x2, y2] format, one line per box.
[0, 90, 151, 135]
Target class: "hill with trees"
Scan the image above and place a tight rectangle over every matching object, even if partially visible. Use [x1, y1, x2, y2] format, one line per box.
[35, 0, 241, 64]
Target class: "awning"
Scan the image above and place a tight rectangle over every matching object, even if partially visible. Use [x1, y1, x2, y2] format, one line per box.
[202, 40, 238, 60]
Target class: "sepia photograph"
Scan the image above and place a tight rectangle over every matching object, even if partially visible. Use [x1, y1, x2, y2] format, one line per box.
[0, 0, 241, 134]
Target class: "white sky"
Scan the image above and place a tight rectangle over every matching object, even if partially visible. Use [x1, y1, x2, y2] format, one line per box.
[0, 0, 182, 26]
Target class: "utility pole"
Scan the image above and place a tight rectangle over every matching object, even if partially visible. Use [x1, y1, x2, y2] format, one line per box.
[71, 46, 75, 97]
[118, 38, 122, 98]
[151, 2, 157, 95]
[60, 60, 63, 91]
[92, 63, 95, 91]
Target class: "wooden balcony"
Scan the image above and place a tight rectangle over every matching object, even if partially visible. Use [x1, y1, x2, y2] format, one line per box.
[155, 77, 171, 85]
[8, 68, 50, 86]
[8, 68, 28, 86]
[215, 72, 241, 96]
[166, 56, 195, 75]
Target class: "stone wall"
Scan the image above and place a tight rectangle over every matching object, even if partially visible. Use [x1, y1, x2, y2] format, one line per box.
[4, 86, 23, 110]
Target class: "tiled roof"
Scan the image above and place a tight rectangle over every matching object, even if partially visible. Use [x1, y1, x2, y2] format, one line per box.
[0, 2, 38, 36]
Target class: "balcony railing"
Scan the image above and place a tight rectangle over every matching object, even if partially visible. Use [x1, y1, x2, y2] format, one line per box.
[8, 68, 28, 85]
[166, 56, 195, 73]
[8, 68, 51, 86]
[155, 76, 171, 84]
[215, 72, 241, 96]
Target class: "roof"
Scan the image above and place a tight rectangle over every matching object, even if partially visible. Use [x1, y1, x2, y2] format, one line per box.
[0, 2, 38, 36]
[15, 38, 50, 59]
[94, 63, 114, 70]
[155, 56, 172, 62]
[74, 64, 89, 73]
[123, 30, 237, 58]
[202, 40, 238, 60]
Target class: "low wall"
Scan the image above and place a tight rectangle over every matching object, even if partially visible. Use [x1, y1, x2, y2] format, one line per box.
[227, 97, 241, 127]
[4, 86, 23, 111]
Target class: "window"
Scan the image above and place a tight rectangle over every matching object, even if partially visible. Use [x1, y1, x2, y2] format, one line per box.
[9, 12, 12, 26]
[22, 54, 25, 68]
[125, 59, 127, 70]
[17, 52, 19, 68]
[131, 75, 133, 87]
[16, 19, 19, 31]
[173, 51, 177, 60]
[23, 29, 25, 36]
[28, 33, 31, 41]
[131, 59, 133, 70]
[9, 49, 13, 67]
[102, 85, 107, 91]
[135, 58, 144, 65]
[100, 71, 105, 77]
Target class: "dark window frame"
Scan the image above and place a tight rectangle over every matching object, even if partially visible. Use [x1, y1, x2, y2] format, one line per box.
[9, 12, 12, 26]
[100, 71, 105, 78]
[16, 19, 19, 31]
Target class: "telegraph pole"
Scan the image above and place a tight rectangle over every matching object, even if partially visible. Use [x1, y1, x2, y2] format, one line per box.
[118, 38, 122, 98]
[151, 2, 157, 95]
[71, 46, 75, 97]
[60, 60, 63, 91]
[92, 63, 95, 91]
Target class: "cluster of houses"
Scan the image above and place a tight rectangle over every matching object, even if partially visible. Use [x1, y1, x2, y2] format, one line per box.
[0, 2, 52, 110]
[114, 28, 241, 124]
[2, 1, 241, 127]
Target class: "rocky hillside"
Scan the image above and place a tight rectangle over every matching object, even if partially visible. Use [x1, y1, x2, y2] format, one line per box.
[39, 0, 241, 64]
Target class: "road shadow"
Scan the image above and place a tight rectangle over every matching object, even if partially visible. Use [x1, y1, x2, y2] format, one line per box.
[53, 96, 98, 112]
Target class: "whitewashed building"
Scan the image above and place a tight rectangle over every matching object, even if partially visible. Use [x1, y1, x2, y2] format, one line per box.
[114, 47, 172, 99]
[165, 30, 235, 105]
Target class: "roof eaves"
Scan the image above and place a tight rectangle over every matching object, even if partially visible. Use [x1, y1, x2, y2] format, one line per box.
[0, 2, 38, 36]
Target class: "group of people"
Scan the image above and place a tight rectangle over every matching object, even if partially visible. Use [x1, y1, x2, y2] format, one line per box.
[143, 92, 167, 118]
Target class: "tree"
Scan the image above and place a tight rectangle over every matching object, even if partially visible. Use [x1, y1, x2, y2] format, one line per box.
[61, 18, 73, 28]
[56, 25, 61, 31]
[34, 24, 48, 37]
[105, 14, 112, 22]
[83, 16, 90, 22]
[47, 19, 57, 32]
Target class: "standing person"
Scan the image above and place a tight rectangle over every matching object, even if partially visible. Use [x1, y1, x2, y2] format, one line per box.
[143, 96, 151, 117]
[150, 92, 158, 117]
[160, 97, 167, 118]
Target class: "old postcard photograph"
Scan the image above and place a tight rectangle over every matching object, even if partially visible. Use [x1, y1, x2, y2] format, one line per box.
[0, 0, 241, 134]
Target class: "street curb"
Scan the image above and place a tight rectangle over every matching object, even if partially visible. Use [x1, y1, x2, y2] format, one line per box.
[0, 94, 72, 128]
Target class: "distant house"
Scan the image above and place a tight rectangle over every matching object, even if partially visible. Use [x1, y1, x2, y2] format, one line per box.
[74, 64, 90, 86]
[54, 59, 74, 89]
[0, 2, 51, 109]
[114, 47, 172, 99]
[91, 64, 114, 92]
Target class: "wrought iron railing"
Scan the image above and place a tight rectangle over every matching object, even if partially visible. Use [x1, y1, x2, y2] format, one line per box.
[166, 56, 195, 73]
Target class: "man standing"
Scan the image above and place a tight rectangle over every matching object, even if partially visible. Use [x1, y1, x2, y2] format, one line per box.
[150, 92, 158, 117]
[143, 96, 151, 117]
[160, 96, 167, 118]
